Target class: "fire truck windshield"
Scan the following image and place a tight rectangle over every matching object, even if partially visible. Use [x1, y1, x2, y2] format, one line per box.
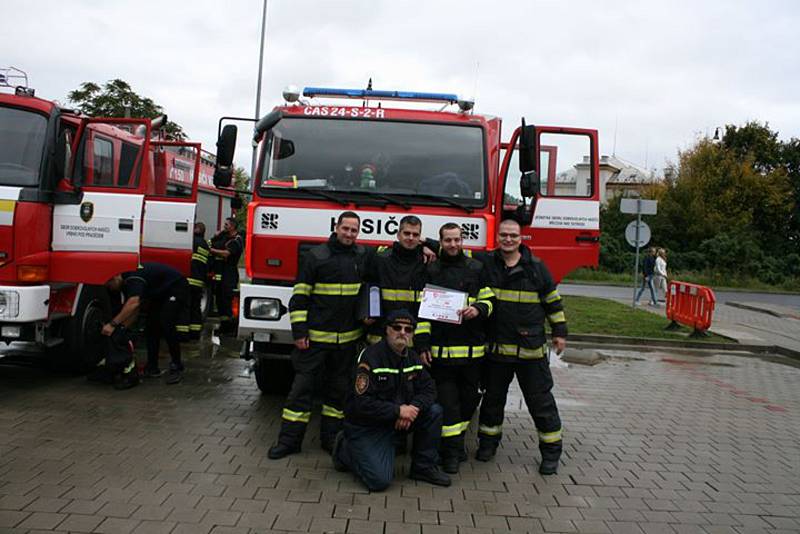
[0, 106, 47, 186]
[258, 117, 486, 206]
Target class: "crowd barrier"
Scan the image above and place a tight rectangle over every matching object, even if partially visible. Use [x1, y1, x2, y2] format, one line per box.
[665, 281, 716, 336]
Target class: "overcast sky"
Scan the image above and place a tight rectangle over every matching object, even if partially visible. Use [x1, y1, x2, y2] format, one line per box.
[3, 0, 799, 176]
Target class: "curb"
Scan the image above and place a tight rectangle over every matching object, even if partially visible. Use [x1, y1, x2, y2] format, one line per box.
[566, 333, 800, 360]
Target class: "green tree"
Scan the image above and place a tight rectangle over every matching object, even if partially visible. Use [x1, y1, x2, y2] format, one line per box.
[67, 79, 186, 140]
[232, 166, 250, 231]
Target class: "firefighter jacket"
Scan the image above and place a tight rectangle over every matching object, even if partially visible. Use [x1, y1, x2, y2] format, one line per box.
[365, 242, 431, 350]
[289, 234, 371, 346]
[481, 246, 567, 361]
[189, 234, 210, 288]
[209, 232, 227, 283]
[426, 251, 495, 364]
[345, 339, 437, 427]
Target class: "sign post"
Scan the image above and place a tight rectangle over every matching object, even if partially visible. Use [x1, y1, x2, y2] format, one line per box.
[621, 199, 657, 308]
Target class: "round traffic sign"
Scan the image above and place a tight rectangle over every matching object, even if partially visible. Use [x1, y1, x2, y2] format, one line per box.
[625, 220, 651, 248]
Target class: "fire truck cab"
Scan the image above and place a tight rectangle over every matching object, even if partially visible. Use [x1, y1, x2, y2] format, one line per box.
[0, 68, 212, 368]
[214, 86, 600, 393]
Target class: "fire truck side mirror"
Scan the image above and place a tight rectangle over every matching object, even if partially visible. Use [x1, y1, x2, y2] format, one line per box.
[520, 170, 540, 198]
[214, 125, 238, 188]
[519, 121, 537, 173]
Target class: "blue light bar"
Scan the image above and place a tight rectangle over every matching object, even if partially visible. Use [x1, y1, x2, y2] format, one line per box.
[303, 87, 458, 104]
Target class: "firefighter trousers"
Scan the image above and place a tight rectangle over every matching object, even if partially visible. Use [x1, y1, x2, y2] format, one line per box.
[189, 285, 205, 340]
[145, 280, 190, 372]
[215, 275, 237, 330]
[277, 344, 357, 449]
[335, 403, 443, 491]
[430, 362, 481, 458]
[478, 358, 562, 461]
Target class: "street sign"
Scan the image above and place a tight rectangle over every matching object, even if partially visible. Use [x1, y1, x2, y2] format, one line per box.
[620, 198, 658, 215]
[625, 220, 651, 247]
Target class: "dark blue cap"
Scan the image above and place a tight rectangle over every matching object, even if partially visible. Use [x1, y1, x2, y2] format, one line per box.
[385, 309, 417, 327]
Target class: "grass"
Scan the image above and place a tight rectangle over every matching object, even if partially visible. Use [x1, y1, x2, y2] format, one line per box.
[564, 268, 800, 294]
[563, 295, 733, 343]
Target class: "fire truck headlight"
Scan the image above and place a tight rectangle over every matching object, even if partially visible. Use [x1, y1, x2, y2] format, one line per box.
[246, 297, 283, 320]
[0, 292, 19, 318]
[1, 325, 20, 338]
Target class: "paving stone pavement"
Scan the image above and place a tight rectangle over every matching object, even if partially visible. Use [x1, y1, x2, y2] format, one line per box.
[1, 340, 799, 534]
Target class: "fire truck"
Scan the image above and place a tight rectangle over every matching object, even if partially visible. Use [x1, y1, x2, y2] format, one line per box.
[212, 86, 600, 393]
[0, 68, 233, 368]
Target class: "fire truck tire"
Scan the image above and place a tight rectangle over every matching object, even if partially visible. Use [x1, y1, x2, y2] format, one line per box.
[200, 286, 212, 321]
[253, 356, 293, 395]
[63, 286, 112, 371]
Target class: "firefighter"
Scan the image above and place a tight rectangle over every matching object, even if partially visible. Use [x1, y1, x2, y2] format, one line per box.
[424, 223, 495, 474]
[104, 262, 190, 385]
[475, 219, 566, 475]
[364, 215, 432, 355]
[332, 309, 451, 490]
[188, 222, 210, 340]
[268, 211, 371, 459]
[209, 217, 244, 334]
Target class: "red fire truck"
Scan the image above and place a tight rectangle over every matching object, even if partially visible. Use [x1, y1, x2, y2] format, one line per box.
[213, 86, 600, 392]
[0, 68, 231, 368]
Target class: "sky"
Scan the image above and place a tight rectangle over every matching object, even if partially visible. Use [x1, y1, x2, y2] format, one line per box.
[3, 0, 799, 177]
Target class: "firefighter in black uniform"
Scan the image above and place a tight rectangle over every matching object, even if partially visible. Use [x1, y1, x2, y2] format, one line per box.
[364, 215, 432, 354]
[268, 211, 371, 459]
[104, 262, 190, 384]
[476, 219, 566, 475]
[424, 223, 495, 474]
[188, 222, 210, 340]
[209, 217, 244, 334]
[332, 309, 451, 490]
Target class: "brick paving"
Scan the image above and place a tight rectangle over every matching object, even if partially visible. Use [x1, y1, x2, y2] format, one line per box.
[1, 340, 799, 533]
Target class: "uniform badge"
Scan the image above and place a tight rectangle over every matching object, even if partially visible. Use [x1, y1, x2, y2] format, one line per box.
[355, 372, 369, 395]
[79, 201, 94, 223]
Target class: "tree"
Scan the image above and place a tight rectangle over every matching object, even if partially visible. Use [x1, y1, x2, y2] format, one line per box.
[67, 79, 185, 140]
[232, 166, 250, 231]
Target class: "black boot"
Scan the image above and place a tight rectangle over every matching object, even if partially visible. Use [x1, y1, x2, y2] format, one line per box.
[331, 431, 348, 472]
[539, 457, 559, 475]
[539, 440, 562, 475]
[409, 465, 451, 487]
[475, 439, 498, 462]
[441, 454, 459, 474]
[268, 442, 301, 460]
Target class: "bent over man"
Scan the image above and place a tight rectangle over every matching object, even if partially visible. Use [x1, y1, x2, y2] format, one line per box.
[425, 223, 494, 474]
[268, 211, 370, 459]
[333, 309, 450, 491]
[476, 219, 566, 474]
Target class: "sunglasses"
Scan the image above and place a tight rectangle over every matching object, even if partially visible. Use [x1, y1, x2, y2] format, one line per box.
[389, 323, 415, 334]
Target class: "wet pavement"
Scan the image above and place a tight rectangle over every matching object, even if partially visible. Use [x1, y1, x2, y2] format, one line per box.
[1, 334, 800, 534]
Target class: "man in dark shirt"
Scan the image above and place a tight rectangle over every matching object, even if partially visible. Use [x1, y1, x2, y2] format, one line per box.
[210, 217, 244, 334]
[635, 247, 658, 306]
[332, 309, 450, 491]
[104, 262, 190, 384]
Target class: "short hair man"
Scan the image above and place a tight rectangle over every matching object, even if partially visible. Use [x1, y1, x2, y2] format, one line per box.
[333, 309, 450, 491]
[476, 219, 566, 474]
[424, 223, 495, 474]
[209, 217, 244, 333]
[268, 211, 370, 459]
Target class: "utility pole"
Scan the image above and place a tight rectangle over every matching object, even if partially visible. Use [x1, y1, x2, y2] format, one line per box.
[251, 0, 268, 191]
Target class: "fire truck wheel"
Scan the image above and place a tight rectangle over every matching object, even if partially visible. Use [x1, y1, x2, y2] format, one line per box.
[253, 357, 293, 395]
[200, 286, 211, 321]
[63, 286, 112, 371]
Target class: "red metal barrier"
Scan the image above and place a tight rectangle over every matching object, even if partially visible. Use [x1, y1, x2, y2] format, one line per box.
[666, 281, 716, 335]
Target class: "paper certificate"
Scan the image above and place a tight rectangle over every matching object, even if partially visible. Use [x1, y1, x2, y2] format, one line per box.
[418, 284, 468, 325]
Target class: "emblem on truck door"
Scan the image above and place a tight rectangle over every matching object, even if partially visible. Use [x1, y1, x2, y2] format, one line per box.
[79, 201, 94, 223]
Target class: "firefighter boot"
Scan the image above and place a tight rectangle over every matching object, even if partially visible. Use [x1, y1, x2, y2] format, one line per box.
[320, 415, 344, 453]
[440, 435, 463, 474]
[475, 438, 499, 462]
[268, 421, 305, 460]
[538, 441, 562, 475]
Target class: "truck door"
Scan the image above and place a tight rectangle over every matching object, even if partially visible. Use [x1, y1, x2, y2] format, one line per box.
[499, 126, 600, 282]
[50, 118, 148, 285]
[141, 141, 200, 276]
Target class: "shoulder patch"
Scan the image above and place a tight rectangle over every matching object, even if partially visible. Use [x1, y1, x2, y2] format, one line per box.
[355, 372, 369, 395]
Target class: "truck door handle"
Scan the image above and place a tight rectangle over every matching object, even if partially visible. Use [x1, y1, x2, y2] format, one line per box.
[175, 222, 189, 232]
[118, 218, 134, 231]
[575, 235, 599, 243]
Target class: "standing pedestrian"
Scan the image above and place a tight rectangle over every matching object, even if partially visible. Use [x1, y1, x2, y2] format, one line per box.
[332, 309, 451, 490]
[476, 219, 566, 475]
[188, 222, 210, 340]
[104, 263, 190, 384]
[424, 223, 495, 474]
[635, 247, 658, 306]
[209, 217, 244, 334]
[654, 248, 668, 302]
[268, 211, 370, 459]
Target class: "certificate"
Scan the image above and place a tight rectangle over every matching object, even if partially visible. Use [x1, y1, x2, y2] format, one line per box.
[418, 284, 468, 325]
